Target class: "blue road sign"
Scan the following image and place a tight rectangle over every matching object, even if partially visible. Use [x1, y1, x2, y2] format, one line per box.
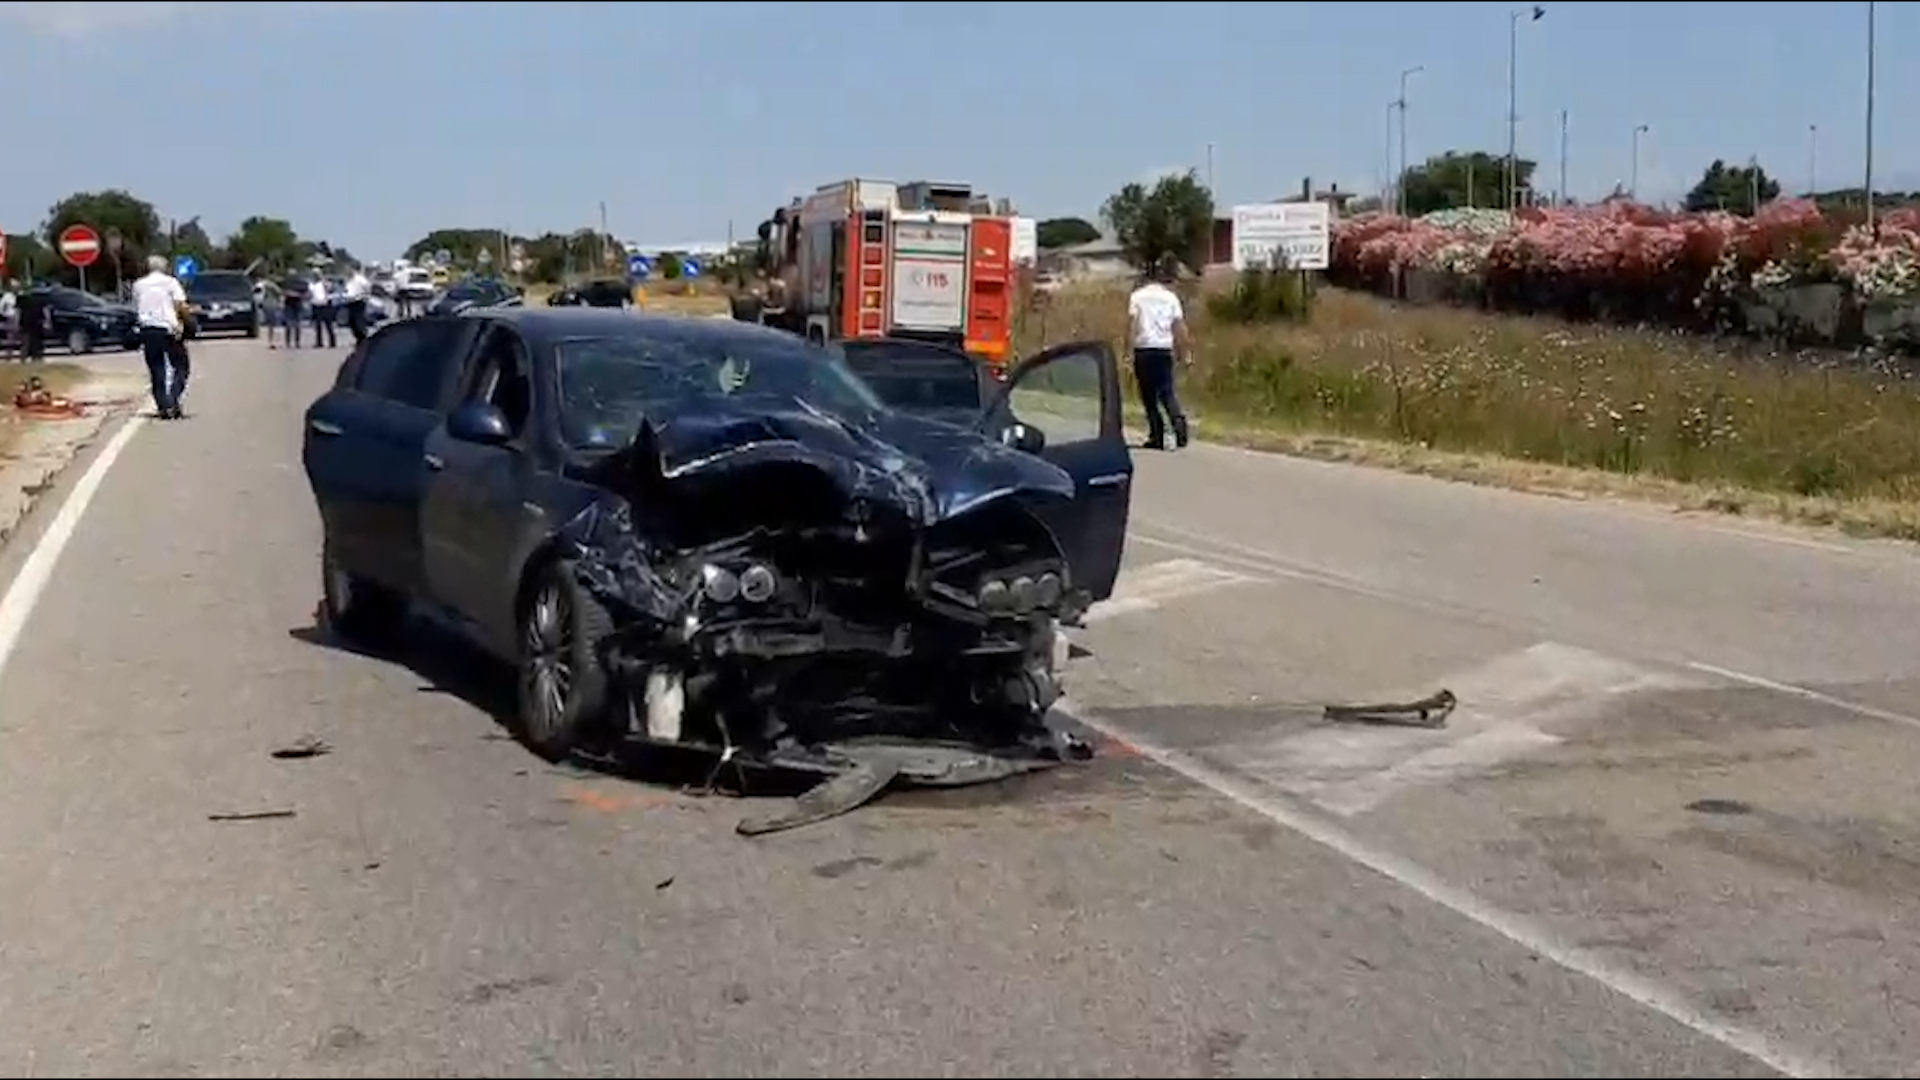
[681, 258, 701, 279]
[627, 253, 652, 280]
[174, 254, 199, 280]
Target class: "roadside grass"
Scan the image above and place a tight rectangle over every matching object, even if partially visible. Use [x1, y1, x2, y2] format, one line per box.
[1017, 282, 1920, 541]
[0, 362, 93, 456]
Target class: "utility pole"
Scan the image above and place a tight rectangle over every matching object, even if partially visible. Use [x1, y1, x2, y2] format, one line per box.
[1385, 101, 1397, 211]
[1808, 123, 1819, 196]
[1395, 66, 1423, 216]
[1205, 142, 1216, 194]
[1558, 109, 1569, 206]
[1630, 124, 1649, 201]
[1506, 5, 1545, 210]
[598, 201, 610, 269]
[1865, 0, 1879, 235]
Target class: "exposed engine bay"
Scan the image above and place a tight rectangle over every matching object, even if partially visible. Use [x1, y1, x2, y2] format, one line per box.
[560, 414, 1098, 834]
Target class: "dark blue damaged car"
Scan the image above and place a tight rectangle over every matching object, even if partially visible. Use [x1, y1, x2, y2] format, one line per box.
[301, 308, 1134, 820]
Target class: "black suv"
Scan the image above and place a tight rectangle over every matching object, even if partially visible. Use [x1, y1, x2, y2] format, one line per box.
[26, 286, 139, 354]
[185, 270, 261, 339]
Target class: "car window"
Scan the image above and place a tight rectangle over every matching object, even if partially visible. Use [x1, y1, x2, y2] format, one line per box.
[553, 329, 883, 450]
[353, 319, 469, 411]
[188, 274, 252, 301]
[461, 326, 534, 436]
[840, 341, 985, 412]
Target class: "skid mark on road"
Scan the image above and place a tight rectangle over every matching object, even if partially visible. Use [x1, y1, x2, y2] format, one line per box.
[1198, 642, 1709, 817]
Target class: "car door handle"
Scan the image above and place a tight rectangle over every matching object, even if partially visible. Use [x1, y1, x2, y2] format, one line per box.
[307, 418, 343, 437]
[423, 452, 445, 471]
[1088, 472, 1130, 488]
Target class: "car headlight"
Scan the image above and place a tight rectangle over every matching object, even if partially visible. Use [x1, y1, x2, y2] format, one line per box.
[976, 569, 1064, 616]
[700, 562, 778, 604]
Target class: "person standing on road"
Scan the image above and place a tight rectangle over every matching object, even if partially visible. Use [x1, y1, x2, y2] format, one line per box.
[275, 276, 306, 349]
[342, 264, 372, 345]
[133, 254, 192, 420]
[0, 280, 17, 361]
[16, 281, 47, 362]
[1127, 255, 1192, 450]
[307, 275, 337, 348]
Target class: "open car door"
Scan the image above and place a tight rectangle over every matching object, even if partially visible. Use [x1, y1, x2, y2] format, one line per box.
[976, 340, 1133, 604]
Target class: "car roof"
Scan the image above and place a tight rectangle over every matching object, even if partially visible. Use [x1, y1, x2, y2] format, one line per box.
[458, 306, 812, 351]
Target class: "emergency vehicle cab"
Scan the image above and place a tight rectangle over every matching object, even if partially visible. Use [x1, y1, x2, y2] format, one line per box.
[756, 178, 1016, 372]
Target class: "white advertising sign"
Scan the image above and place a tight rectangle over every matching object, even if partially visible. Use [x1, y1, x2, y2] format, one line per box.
[1231, 202, 1331, 272]
[1010, 216, 1038, 265]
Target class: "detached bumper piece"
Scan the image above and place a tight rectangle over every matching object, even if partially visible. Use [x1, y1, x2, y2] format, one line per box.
[738, 726, 1094, 837]
[1322, 688, 1457, 729]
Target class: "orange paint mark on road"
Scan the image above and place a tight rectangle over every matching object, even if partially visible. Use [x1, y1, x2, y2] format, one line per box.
[560, 785, 673, 814]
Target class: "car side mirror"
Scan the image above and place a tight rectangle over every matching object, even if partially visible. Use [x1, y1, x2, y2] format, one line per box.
[447, 400, 512, 446]
[1002, 421, 1045, 454]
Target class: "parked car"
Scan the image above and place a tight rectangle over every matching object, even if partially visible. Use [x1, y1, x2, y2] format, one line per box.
[426, 278, 520, 316]
[184, 270, 260, 339]
[300, 309, 1132, 784]
[546, 279, 632, 308]
[27, 286, 139, 354]
[838, 337, 1013, 435]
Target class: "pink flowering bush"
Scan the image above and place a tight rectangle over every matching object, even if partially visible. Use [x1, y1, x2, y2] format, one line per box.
[1330, 199, 1920, 335]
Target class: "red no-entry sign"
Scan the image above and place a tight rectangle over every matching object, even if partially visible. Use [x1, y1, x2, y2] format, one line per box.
[59, 224, 101, 269]
[0, 228, 8, 269]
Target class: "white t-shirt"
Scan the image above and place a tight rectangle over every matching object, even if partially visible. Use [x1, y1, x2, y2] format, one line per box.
[133, 272, 187, 333]
[308, 279, 331, 306]
[344, 273, 370, 301]
[1127, 282, 1183, 350]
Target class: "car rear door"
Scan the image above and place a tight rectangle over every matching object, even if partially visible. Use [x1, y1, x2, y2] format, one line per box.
[975, 340, 1133, 603]
[302, 316, 479, 596]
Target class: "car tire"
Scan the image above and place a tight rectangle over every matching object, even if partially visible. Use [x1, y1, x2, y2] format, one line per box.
[514, 559, 616, 763]
[320, 539, 406, 648]
[245, 322, 259, 339]
[65, 327, 92, 355]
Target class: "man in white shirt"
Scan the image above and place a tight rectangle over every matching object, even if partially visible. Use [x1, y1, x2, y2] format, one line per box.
[1126, 255, 1192, 450]
[0, 280, 17, 361]
[307, 276, 338, 348]
[342, 264, 372, 345]
[132, 255, 192, 419]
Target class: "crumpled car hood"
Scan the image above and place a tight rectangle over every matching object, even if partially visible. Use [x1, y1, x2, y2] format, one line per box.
[595, 397, 1074, 525]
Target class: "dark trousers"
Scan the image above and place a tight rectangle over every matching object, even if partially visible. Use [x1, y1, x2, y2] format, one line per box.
[1131, 347, 1188, 447]
[21, 322, 44, 361]
[311, 304, 337, 347]
[139, 326, 191, 415]
[344, 299, 369, 344]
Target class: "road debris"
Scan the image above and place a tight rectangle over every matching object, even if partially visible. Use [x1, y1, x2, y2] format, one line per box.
[207, 809, 297, 822]
[12, 376, 85, 419]
[1323, 688, 1457, 729]
[271, 735, 332, 759]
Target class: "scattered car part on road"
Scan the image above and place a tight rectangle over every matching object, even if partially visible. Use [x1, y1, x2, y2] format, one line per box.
[207, 809, 297, 822]
[1322, 688, 1458, 729]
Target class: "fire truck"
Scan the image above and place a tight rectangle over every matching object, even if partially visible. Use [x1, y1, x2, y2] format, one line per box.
[747, 178, 1016, 369]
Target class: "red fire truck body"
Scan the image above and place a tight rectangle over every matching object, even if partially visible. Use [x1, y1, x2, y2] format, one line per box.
[760, 178, 1016, 369]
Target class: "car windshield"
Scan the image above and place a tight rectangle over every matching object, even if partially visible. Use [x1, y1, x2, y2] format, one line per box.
[188, 274, 251, 300]
[54, 288, 107, 308]
[446, 283, 493, 302]
[840, 342, 985, 412]
[555, 330, 885, 450]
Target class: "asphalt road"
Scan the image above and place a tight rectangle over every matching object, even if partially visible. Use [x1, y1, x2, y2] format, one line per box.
[2, 336, 1918, 1077]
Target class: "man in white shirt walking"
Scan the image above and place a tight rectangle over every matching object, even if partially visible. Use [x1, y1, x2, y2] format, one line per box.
[307, 276, 337, 348]
[341, 264, 372, 345]
[133, 255, 192, 419]
[1126, 255, 1192, 450]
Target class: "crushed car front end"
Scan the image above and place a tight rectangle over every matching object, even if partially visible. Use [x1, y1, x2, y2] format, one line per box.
[560, 409, 1093, 782]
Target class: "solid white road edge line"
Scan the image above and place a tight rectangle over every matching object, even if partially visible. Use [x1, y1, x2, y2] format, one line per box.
[1686, 661, 1920, 732]
[0, 415, 147, 688]
[1056, 698, 1840, 1080]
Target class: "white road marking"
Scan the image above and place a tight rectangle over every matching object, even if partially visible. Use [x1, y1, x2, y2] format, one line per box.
[1061, 697, 1840, 1080]
[1215, 642, 1696, 817]
[0, 415, 146, 688]
[1084, 556, 1253, 625]
[1687, 660, 1920, 732]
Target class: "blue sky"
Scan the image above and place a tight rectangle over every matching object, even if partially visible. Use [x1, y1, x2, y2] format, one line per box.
[0, 1, 1908, 258]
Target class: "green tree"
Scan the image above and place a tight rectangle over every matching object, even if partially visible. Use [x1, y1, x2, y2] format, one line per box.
[3, 232, 53, 281]
[1100, 170, 1215, 272]
[1398, 151, 1534, 215]
[1684, 159, 1781, 216]
[1036, 216, 1099, 250]
[222, 216, 301, 273]
[44, 189, 162, 290]
[657, 251, 684, 280]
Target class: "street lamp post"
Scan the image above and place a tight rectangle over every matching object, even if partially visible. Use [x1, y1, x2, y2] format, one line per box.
[1630, 124, 1649, 201]
[1395, 65, 1424, 216]
[1506, 5, 1545, 210]
[1865, 0, 1879, 235]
